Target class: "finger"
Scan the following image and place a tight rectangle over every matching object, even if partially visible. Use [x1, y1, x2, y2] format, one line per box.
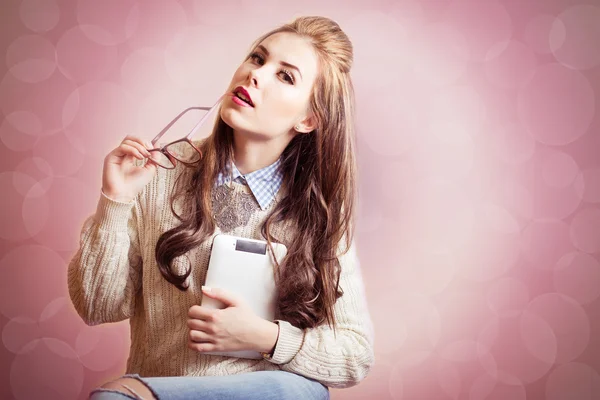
[187, 318, 214, 333]
[189, 329, 215, 343]
[146, 149, 166, 164]
[138, 137, 156, 151]
[188, 305, 218, 321]
[118, 143, 146, 160]
[123, 139, 152, 157]
[146, 154, 160, 167]
[201, 286, 240, 307]
[188, 340, 217, 353]
[143, 156, 158, 170]
[122, 134, 148, 147]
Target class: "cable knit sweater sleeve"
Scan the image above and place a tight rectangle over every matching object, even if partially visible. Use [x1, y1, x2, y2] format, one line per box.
[67, 190, 143, 326]
[266, 239, 375, 389]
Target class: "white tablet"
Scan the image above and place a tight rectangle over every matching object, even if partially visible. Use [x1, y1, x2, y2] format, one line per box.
[200, 233, 288, 359]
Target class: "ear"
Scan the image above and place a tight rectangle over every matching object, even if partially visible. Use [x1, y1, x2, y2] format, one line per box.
[295, 114, 317, 133]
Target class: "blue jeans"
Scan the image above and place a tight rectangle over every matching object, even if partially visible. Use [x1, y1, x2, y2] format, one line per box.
[89, 370, 330, 400]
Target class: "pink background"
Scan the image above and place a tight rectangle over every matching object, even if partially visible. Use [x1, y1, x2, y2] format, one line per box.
[1, 0, 600, 399]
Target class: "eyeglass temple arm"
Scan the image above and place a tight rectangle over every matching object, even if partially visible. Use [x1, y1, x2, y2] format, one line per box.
[149, 94, 226, 147]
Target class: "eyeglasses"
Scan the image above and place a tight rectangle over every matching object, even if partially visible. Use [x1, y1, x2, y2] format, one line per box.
[145, 94, 226, 169]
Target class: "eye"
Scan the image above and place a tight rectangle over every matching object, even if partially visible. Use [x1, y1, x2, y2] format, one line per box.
[249, 52, 263, 64]
[280, 69, 294, 84]
[248, 52, 295, 85]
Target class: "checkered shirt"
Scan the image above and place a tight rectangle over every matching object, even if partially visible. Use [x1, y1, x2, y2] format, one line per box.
[214, 157, 284, 210]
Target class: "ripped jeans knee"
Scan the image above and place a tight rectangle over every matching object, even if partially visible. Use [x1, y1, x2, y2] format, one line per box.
[89, 373, 159, 400]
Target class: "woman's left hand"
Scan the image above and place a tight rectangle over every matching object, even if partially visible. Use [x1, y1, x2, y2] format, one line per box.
[187, 286, 278, 354]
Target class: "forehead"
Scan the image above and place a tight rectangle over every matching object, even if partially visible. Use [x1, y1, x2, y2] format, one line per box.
[257, 32, 319, 82]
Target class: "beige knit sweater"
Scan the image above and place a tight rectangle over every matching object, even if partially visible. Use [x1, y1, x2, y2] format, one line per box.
[67, 157, 375, 389]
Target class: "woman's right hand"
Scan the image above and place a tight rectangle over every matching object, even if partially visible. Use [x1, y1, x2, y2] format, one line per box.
[101, 135, 159, 203]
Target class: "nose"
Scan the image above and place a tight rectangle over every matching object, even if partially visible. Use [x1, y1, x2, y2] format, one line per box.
[248, 68, 259, 88]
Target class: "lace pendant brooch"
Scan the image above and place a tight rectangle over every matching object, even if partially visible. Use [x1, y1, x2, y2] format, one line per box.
[211, 183, 261, 233]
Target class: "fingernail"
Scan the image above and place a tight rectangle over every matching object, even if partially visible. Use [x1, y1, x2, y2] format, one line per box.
[202, 286, 211, 292]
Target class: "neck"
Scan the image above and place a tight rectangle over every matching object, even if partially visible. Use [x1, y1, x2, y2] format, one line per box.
[232, 130, 290, 174]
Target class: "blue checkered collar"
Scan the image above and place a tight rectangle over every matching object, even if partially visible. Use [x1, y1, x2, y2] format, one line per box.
[214, 156, 284, 210]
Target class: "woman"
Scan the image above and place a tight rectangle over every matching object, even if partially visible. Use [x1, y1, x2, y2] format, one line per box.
[69, 15, 374, 400]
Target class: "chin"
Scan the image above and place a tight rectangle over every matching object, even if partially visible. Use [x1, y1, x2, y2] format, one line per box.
[220, 107, 239, 129]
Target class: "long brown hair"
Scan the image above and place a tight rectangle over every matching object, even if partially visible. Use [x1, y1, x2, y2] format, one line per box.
[155, 16, 357, 331]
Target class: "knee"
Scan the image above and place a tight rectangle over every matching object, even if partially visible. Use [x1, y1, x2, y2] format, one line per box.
[90, 377, 157, 400]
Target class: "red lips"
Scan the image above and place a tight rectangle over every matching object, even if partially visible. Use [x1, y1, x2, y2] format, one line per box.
[233, 86, 254, 107]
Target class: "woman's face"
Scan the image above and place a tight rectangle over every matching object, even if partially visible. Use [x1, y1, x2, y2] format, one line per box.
[220, 32, 319, 142]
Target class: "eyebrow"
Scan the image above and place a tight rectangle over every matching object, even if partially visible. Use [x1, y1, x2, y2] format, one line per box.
[256, 45, 303, 81]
